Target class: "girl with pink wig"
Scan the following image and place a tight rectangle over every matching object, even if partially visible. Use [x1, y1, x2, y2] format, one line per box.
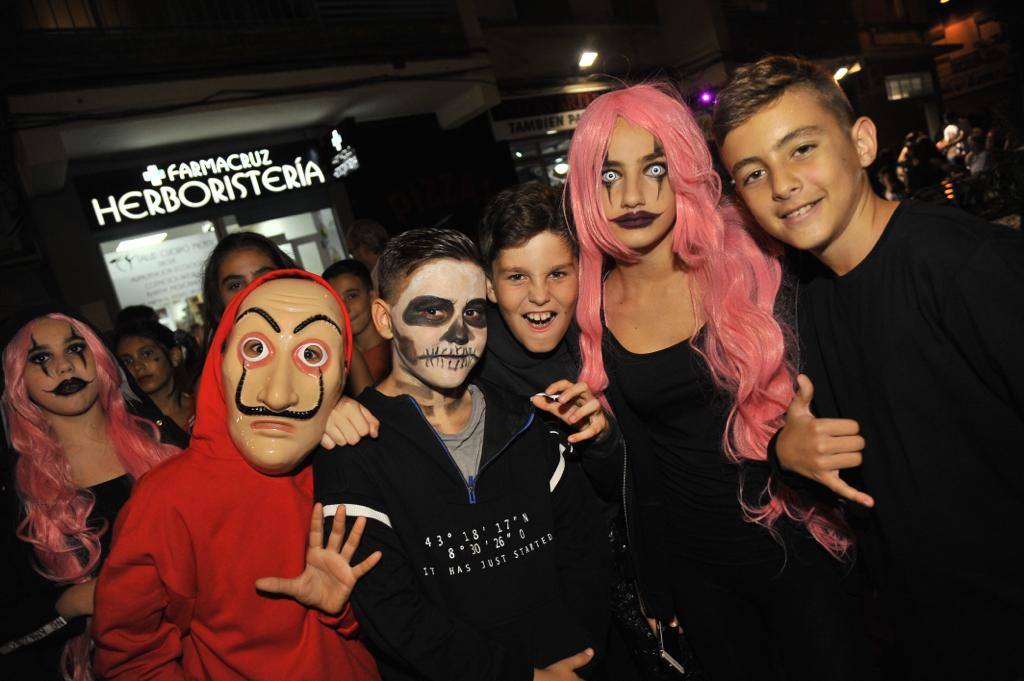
[567, 84, 872, 680]
[0, 309, 178, 681]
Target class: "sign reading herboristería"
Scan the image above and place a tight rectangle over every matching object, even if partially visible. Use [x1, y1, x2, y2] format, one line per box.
[75, 142, 328, 230]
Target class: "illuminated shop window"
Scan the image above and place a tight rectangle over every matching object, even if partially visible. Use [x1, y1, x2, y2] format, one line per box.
[885, 73, 934, 101]
[99, 221, 216, 331]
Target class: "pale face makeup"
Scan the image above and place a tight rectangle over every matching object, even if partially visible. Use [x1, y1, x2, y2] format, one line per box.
[601, 118, 677, 253]
[23, 317, 100, 418]
[488, 231, 578, 354]
[222, 279, 346, 474]
[381, 260, 487, 391]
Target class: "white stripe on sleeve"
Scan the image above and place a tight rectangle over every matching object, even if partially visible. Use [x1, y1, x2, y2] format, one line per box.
[323, 503, 392, 528]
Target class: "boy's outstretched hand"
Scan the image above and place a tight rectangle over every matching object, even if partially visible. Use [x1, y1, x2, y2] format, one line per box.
[776, 374, 875, 508]
[321, 396, 380, 449]
[531, 380, 609, 444]
[255, 503, 382, 614]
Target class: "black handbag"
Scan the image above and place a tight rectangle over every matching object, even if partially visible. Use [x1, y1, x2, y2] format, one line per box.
[608, 514, 703, 680]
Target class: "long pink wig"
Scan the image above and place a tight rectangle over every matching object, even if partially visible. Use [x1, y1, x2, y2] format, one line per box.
[567, 84, 849, 557]
[1, 313, 177, 680]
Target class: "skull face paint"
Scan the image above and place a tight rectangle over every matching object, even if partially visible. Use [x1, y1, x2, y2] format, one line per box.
[221, 279, 346, 475]
[388, 260, 487, 391]
[22, 317, 100, 418]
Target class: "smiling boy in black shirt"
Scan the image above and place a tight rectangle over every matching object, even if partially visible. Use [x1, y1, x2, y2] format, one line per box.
[715, 55, 1024, 681]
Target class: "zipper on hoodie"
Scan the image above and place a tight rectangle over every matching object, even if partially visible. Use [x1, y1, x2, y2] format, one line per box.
[620, 439, 652, 619]
[405, 396, 534, 504]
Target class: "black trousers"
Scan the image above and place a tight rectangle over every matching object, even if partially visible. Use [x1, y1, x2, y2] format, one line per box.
[664, 532, 876, 681]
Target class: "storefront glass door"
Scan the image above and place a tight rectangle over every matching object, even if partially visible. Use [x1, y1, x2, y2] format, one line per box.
[99, 220, 216, 331]
[99, 208, 346, 332]
[224, 207, 344, 275]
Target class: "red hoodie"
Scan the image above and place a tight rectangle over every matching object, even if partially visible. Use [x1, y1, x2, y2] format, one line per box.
[93, 270, 379, 680]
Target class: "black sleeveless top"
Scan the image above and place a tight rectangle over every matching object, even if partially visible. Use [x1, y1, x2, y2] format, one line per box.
[87, 475, 133, 556]
[605, 329, 782, 565]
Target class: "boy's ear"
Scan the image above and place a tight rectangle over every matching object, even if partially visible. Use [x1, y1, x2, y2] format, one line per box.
[850, 116, 879, 169]
[485, 277, 497, 304]
[371, 298, 394, 340]
[169, 347, 183, 368]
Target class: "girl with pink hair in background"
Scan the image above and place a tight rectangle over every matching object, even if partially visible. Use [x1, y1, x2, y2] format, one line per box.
[0, 309, 178, 681]
[567, 84, 874, 681]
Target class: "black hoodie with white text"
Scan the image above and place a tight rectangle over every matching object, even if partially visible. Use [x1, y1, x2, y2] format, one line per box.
[314, 379, 612, 681]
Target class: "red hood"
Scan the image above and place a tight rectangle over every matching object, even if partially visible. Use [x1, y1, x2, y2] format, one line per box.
[191, 269, 352, 455]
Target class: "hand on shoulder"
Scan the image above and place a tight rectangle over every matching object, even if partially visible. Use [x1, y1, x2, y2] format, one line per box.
[321, 396, 380, 449]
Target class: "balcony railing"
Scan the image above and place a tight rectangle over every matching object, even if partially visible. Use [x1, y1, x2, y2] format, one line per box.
[4, 0, 474, 91]
[16, 0, 455, 30]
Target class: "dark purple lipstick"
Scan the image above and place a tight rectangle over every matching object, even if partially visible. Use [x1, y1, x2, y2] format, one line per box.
[611, 211, 660, 229]
[49, 378, 89, 396]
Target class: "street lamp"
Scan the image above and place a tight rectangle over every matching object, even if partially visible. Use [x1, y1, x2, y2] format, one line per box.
[579, 51, 598, 68]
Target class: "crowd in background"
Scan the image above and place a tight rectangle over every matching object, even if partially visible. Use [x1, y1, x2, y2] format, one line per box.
[871, 112, 1023, 227]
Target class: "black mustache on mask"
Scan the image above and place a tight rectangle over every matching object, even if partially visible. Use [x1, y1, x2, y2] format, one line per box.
[234, 367, 324, 420]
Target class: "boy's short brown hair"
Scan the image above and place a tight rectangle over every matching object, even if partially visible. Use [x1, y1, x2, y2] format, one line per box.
[478, 181, 576, 270]
[713, 55, 855, 146]
[375, 228, 482, 303]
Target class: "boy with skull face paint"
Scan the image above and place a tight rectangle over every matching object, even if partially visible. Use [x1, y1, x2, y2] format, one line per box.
[93, 270, 382, 681]
[314, 228, 613, 681]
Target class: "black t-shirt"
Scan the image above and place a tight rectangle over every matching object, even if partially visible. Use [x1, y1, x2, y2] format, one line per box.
[793, 200, 1024, 679]
[606, 328, 780, 565]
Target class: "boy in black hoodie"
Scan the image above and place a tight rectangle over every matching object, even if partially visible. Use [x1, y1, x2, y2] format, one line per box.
[314, 228, 611, 681]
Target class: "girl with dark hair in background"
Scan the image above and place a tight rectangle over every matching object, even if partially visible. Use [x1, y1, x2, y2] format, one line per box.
[200, 232, 296, 337]
[323, 259, 392, 384]
[115, 320, 195, 435]
[200, 231, 374, 396]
